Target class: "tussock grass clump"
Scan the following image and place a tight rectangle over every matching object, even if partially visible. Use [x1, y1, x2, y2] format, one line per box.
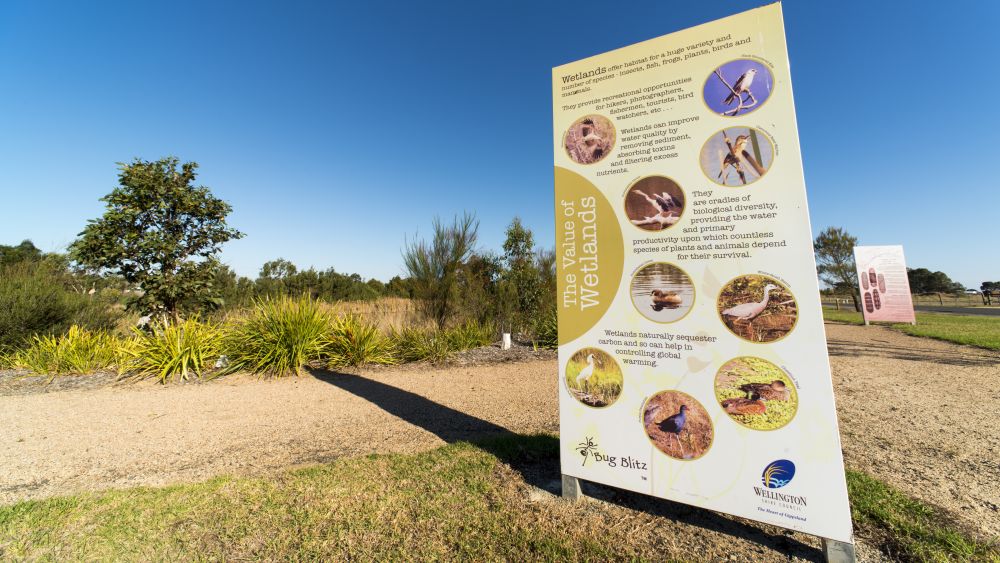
[223, 296, 330, 377]
[121, 318, 223, 383]
[391, 327, 452, 363]
[533, 309, 558, 350]
[444, 320, 495, 351]
[6, 325, 120, 376]
[326, 314, 396, 367]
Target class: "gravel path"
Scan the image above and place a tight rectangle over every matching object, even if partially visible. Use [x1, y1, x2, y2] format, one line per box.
[1, 323, 997, 556]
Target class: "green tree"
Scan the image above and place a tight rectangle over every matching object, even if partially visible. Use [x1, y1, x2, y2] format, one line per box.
[70, 157, 244, 323]
[907, 268, 964, 294]
[813, 227, 860, 311]
[402, 212, 478, 329]
[500, 218, 544, 335]
[0, 240, 43, 267]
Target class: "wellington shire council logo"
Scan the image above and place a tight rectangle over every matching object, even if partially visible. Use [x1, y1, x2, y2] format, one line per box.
[761, 459, 796, 489]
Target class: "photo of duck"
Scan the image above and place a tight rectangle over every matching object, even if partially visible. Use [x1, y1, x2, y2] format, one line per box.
[715, 357, 798, 430]
[630, 263, 694, 323]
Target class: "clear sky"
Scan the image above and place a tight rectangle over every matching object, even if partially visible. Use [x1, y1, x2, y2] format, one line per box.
[1, 0, 996, 288]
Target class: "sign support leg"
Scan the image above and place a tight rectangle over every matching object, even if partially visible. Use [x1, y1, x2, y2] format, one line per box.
[821, 537, 856, 563]
[561, 474, 583, 501]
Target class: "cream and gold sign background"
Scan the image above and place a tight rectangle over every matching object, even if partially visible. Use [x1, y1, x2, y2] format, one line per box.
[552, 4, 852, 543]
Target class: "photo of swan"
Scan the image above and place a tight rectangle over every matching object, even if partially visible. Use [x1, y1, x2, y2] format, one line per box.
[643, 391, 713, 460]
[717, 274, 797, 342]
[699, 127, 774, 187]
[714, 357, 798, 430]
[563, 347, 623, 408]
[630, 262, 695, 323]
[624, 175, 685, 231]
[563, 114, 615, 165]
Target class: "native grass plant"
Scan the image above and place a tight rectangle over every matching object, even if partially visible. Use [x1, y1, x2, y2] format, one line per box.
[391, 327, 453, 363]
[391, 320, 496, 363]
[325, 314, 396, 368]
[120, 318, 223, 383]
[533, 309, 558, 350]
[222, 296, 330, 377]
[6, 325, 120, 376]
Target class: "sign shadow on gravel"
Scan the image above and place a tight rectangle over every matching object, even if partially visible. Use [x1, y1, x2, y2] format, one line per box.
[310, 368, 824, 561]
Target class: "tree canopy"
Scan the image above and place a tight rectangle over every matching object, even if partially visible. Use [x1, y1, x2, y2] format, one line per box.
[906, 268, 964, 294]
[70, 157, 244, 321]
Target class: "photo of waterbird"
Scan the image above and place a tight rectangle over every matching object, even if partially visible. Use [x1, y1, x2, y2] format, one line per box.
[564, 347, 623, 408]
[703, 59, 774, 117]
[700, 127, 774, 186]
[643, 391, 713, 460]
[715, 357, 798, 430]
[630, 262, 695, 323]
[717, 274, 797, 342]
[564, 114, 615, 164]
[625, 175, 685, 231]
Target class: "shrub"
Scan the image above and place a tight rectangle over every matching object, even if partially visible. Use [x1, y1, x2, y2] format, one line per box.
[0, 261, 120, 352]
[391, 327, 452, 363]
[533, 309, 558, 350]
[222, 296, 330, 377]
[445, 320, 495, 351]
[325, 314, 396, 367]
[7, 325, 120, 376]
[121, 318, 223, 383]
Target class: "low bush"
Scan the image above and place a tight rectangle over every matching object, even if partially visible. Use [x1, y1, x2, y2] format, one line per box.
[391, 327, 452, 363]
[532, 309, 558, 350]
[121, 318, 223, 383]
[222, 296, 330, 377]
[326, 314, 396, 367]
[6, 325, 120, 376]
[444, 320, 495, 351]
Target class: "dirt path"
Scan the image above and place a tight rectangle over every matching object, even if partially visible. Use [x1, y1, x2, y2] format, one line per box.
[1, 323, 997, 545]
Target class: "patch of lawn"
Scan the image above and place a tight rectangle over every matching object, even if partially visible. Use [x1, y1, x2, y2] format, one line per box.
[823, 308, 1000, 351]
[894, 314, 1000, 351]
[846, 469, 999, 562]
[1, 436, 994, 562]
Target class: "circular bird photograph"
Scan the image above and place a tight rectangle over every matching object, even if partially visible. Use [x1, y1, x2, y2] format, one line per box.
[700, 127, 774, 187]
[714, 357, 798, 430]
[703, 59, 773, 117]
[625, 175, 685, 231]
[717, 275, 797, 343]
[564, 114, 616, 164]
[643, 390, 713, 461]
[630, 262, 695, 323]
[564, 347, 623, 408]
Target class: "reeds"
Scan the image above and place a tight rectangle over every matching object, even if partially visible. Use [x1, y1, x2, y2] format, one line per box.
[121, 318, 223, 383]
[7, 325, 119, 376]
[221, 296, 331, 377]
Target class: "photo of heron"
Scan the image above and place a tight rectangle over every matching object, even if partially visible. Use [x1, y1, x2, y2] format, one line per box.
[624, 175, 685, 231]
[564, 114, 615, 164]
[564, 347, 623, 408]
[643, 391, 713, 461]
[702, 59, 773, 117]
[700, 127, 774, 187]
[714, 357, 798, 431]
[717, 275, 797, 342]
[630, 262, 695, 323]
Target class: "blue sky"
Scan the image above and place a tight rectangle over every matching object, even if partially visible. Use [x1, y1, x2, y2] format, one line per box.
[1, 0, 996, 288]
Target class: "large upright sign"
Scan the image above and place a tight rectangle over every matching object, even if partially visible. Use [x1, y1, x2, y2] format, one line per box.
[853, 245, 916, 324]
[552, 4, 852, 542]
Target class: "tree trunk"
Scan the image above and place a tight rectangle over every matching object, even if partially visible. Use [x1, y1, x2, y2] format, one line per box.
[851, 291, 861, 312]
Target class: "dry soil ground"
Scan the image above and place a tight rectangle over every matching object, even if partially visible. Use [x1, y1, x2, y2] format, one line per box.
[1, 324, 998, 560]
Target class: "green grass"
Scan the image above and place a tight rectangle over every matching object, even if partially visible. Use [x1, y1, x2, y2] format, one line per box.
[120, 318, 223, 382]
[823, 309, 1000, 351]
[222, 296, 332, 377]
[0, 437, 630, 561]
[4, 325, 120, 376]
[846, 469, 999, 562]
[325, 314, 396, 367]
[0, 437, 993, 561]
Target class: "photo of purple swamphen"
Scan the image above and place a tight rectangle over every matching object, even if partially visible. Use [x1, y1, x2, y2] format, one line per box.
[643, 391, 714, 460]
